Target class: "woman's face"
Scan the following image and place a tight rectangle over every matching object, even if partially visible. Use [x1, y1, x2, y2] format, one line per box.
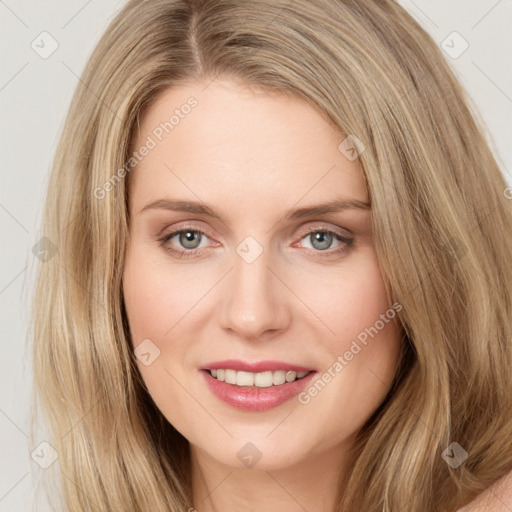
[123, 77, 403, 472]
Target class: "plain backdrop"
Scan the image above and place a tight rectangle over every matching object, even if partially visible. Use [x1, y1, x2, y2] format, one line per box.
[1, 0, 511, 510]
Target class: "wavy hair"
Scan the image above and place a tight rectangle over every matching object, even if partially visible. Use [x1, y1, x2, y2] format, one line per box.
[30, 0, 512, 510]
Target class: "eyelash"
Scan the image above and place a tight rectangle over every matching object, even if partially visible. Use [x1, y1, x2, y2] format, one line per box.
[157, 224, 354, 260]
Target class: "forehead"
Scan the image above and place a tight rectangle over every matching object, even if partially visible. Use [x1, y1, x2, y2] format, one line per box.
[128, 78, 368, 210]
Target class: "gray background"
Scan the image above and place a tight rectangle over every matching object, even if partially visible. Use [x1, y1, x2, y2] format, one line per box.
[1, 0, 511, 509]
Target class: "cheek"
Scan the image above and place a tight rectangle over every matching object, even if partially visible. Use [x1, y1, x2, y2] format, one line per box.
[300, 254, 402, 425]
[122, 246, 188, 346]
[297, 251, 402, 404]
[296, 251, 394, 344]
[122, 243, 212, 368]
[122, 249, 196, 429]
[121, 240, 404, 456]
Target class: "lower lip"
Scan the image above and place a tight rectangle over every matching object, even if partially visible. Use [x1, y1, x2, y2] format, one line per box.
[200, 370, 317, 412]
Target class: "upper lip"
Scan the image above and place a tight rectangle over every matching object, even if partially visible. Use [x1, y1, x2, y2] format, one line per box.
[200, 359, 315, 373]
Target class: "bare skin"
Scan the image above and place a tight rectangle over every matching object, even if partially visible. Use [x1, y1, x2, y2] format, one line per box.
[123, 77, 404, 512]
[458, 471, 512, 511]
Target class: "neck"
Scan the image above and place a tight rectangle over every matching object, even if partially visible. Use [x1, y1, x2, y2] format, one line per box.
[190, 441, 353, 512]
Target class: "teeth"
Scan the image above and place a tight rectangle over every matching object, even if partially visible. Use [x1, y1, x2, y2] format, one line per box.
[208, 369, 310, 387]
[237, 371, 255, 386]
[255, 371, 273, 387]
[224, 369, 237, 384]
[286, 371, 297, 382]
[273, 371, 286, 385]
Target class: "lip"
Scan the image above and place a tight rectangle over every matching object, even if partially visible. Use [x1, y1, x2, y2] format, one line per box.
[200, 359, 315, 373]
[199, 367, 317, 412]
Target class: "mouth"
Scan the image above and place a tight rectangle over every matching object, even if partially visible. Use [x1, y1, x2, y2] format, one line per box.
[204, 368, 312, 387]
[199, 360, 317, 411]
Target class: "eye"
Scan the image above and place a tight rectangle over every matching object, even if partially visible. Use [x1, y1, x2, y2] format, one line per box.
[171, 230, 206, 250]
[303, 231, 338, 251]
[295, 227, 354, 257]
[157, 224, 354, 259]
[157, 227, 212, 259]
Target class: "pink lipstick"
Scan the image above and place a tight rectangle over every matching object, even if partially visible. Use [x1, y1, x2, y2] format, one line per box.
[199, 359, 316, 412]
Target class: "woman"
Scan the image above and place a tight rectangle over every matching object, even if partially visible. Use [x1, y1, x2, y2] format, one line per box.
[30, 0, 512, 510]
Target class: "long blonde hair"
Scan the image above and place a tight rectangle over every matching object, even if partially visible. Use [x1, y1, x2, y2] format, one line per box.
[30, 0, 512, 510]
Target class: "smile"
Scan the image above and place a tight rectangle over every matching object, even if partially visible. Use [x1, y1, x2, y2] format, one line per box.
[200, 363, 317, 411]
[207, 368, 311, 387]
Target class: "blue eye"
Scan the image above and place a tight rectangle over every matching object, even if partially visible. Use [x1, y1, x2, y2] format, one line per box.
[297, 229, 354, 257]
[158, 228, 210, 258]
[157, 226, 354, 259]
[171, 230, 205, 250]
[303, 231, 341, 250]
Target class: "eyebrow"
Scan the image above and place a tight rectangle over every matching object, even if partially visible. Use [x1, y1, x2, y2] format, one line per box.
[139, 197, 371, 220]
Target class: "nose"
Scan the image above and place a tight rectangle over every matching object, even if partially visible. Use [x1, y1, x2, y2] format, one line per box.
[218, 244, 292, 340]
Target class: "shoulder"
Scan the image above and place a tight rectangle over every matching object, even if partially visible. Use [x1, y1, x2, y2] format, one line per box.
[458, 470, 512, 511]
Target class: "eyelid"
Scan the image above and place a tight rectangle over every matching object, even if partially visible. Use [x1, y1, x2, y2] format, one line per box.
[291, 225, 354, 257]
[157, 221, 354, 258]
[295, 222, 353, 238]
[159, 222, 219, 247]
[159, 221, 351, 242]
